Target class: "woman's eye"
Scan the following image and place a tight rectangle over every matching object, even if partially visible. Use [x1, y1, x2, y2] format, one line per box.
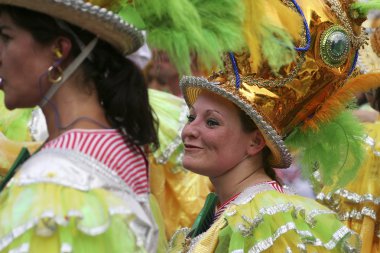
[320, 25, 351, 67]
[206, 119, 219, 127]
[0, 33, 10, 43]
[187, 115, 195, 123]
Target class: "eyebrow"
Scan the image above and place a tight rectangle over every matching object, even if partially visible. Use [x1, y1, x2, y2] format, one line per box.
[190, 106, 223, 116]
[205, 109, 222, 116]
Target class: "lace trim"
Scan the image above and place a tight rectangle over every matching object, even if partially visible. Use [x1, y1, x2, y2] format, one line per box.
[317, 190, 380, 208]
[339, 207, 377, 221]
[364, 135, 380, 157]
[10, 148, 148, 203]
[232, 183, 293, 206]
[228, 203, 336, 237]
[246, 224, 354, 253]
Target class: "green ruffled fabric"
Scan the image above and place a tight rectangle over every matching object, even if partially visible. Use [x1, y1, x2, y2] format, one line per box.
[148, 89, 187, 168]
[218, 190, 359, 252]
[0, 183, 147, 253]
[169, 185, 360, 252]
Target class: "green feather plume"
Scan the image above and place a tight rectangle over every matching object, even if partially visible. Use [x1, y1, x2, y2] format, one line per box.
[190, 0, 245, 67]
[285, 110, 365, 189]
[261, 25, 297, 73]
[120, 0, 244, 74]
[350, 0, 380, 19]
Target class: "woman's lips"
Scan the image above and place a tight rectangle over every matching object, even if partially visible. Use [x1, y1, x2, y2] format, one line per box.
[184, 144, 203, 150]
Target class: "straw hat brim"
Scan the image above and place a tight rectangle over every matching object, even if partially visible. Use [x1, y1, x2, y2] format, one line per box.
[0, 0, 143, 55]
[180, 76, 292, 169]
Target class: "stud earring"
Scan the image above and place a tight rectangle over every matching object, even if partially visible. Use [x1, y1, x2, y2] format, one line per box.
[47, 48, 63, 84]
[53, 48, 63, 59]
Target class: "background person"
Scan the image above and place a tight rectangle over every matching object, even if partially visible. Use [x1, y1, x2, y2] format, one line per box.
[316, 14, 380, 253]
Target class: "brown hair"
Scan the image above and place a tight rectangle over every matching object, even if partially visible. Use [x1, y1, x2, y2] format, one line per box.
[237, 109, 279, 181]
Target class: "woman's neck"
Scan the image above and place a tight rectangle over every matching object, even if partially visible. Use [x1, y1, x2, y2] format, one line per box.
[210, 157, 272, 204]
[42, 81, 110, 141]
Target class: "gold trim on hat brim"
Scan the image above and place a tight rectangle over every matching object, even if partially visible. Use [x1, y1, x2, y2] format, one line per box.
[180, 76, 292, 169]
[0, 0, 143, 55]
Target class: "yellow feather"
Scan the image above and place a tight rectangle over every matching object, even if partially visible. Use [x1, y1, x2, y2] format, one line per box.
[243, 0, 303, 72]
[270, 1, 302, 40]
[243, 0, 265, 72]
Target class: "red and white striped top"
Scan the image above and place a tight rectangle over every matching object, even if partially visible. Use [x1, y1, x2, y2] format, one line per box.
[43, 129, 149, 195]
[213, 180, 283, 221]
[267, 180, 284, 193]
[213, 192, 240, 222]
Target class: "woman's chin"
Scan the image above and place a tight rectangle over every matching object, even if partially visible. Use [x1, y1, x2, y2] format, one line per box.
[182, 160, 205, 175]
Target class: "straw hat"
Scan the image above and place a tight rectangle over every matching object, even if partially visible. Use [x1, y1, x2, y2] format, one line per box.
[0, 0, 144, 55]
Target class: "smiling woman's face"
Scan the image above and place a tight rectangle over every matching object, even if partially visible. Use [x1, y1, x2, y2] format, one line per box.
[0, 12, 53, 109]
[181, 91, 256, 177]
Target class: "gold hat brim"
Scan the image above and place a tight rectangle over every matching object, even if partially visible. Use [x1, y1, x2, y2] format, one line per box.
[0, 0, 143, 55]
[180, 76, 292, 169]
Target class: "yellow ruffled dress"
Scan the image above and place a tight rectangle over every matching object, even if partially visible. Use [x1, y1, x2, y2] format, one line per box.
[148, 89, 213, 238]
[0, 147, 161, 253]
[317, 121, 380, 253]
[169, 183, 360, 252]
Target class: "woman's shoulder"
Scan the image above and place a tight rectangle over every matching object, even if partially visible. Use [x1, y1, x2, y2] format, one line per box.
[0, 148, 158, 253]
[11, 147, 135, 193]
[218, 184, 360, 252]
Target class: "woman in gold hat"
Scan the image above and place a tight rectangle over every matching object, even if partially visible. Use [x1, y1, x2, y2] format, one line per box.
[0, 0, 251, 252]
[168, 0, 380, 252]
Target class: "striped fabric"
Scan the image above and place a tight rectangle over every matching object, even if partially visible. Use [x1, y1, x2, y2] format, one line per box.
[213, 193, 240, 222]
[43, 129, 149, 195]
[213, 181, 284, 221]
[267, 180, 284, 193]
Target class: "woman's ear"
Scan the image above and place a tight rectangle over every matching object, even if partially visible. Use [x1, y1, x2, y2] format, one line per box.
[51, 36, 72, 61]
[247, 130, 266, 156]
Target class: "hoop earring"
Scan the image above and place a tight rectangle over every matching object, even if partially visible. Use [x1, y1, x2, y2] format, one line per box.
[47, 64, 63, 84]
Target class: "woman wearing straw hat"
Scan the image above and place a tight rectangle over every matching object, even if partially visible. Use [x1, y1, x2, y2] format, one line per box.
[168, 0, 380, 252]
[0, 2, 164, 252]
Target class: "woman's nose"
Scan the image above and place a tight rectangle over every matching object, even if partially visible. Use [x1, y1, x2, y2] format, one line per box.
[181, 121, 200, 140]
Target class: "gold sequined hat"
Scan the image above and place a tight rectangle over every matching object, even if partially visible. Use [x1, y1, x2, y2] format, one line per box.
[0, 0, 143, 55]
[181, 0, 379, 170]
